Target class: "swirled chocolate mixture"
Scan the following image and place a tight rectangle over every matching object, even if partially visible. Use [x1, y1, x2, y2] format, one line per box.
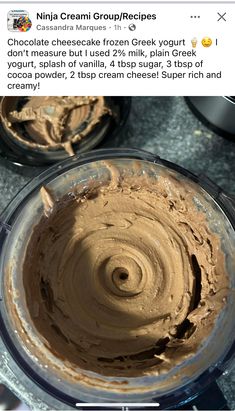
[7, 96, 110, 155]
[23, 168, 228, 377]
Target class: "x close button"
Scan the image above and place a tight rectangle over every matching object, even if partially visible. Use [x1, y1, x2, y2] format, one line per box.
[217, 12, 226, 21]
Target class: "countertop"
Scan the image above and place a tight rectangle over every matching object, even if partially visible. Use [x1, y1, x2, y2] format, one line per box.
[1, 96, 235, 212]
[0, 96, 234, 409]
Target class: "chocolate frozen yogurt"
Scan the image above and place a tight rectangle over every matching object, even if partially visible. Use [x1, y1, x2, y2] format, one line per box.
[0, 96, 111, 156]
[22, 162, 228, 378]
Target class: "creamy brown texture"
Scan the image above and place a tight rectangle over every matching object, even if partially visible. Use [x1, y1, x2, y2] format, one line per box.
[23, 169, 228, 377]
[7, 96, 110, 155]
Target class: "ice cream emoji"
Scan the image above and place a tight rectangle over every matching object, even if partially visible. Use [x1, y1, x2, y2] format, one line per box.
[191, 37, 198, 48]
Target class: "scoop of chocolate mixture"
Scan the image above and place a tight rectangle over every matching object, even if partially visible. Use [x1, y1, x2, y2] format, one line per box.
[8, 96, 110, 155]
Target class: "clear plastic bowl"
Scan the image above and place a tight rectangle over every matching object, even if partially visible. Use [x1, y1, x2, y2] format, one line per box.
[0, 148, 234, 408]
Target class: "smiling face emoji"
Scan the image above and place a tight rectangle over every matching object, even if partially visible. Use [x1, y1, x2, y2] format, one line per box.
[201, 37, 212, 47]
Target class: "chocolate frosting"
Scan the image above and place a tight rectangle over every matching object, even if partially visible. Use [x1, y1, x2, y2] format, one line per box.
[23, 168, 228, 377]
[7, 96, 109, 155]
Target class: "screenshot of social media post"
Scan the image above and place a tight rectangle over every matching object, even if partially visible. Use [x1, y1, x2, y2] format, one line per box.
[0, 2, 234, 411]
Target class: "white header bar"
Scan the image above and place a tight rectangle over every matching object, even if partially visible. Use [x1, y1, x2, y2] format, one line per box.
[1, 2, 234, 95]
